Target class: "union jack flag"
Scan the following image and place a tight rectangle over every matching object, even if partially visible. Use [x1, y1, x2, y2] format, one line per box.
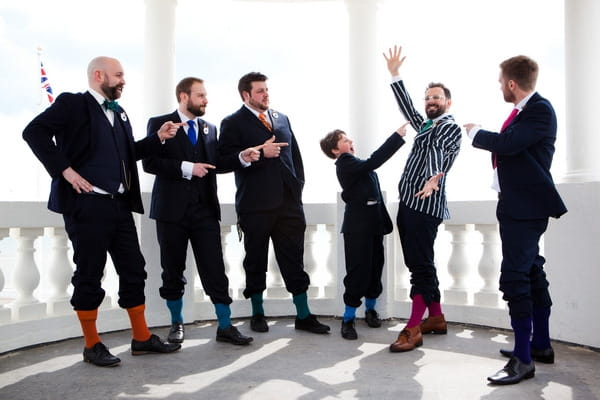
[40, 61, 54, 104]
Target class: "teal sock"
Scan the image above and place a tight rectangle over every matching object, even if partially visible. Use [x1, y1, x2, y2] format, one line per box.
[250, 293, 264, 316]
[214, 303, 231, 329]
[343, 305, 357, 322]
[293, 292, 310, 319]
[365, 298, 377, 311]
[166, 298, 183, 323]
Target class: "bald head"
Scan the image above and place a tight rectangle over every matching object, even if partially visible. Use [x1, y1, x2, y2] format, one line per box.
[87, 56, 125, 100]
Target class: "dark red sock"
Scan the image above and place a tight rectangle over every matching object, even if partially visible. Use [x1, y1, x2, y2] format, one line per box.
[406, 294, 427, 328]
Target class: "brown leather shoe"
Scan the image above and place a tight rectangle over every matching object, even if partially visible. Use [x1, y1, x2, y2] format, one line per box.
[389, 326, 423, 352]
[420, 314, 447, 335]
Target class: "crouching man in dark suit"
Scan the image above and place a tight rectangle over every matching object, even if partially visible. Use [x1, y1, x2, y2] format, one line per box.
[320, 124, 407, 340]
[22, 56, 181, 367]
[143, 77, 260, 346]
[465, 55, 567, 385]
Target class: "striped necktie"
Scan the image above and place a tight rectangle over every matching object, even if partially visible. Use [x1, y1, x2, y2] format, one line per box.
[259, 113, 272, 131]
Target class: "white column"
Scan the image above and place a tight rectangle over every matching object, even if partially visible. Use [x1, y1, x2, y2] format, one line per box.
[142, 0, 178, 192]
[564, 0, 600, 182]
[345, 0, 381, 155]
[443, 224, 470, 305]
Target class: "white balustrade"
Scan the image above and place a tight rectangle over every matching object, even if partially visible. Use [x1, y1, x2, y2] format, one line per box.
[0, 228, 10, 323]
[8, 227, 46, 320]
[473, 224, 503, 307]
[44, 227, 74, 315]
[266, 241, 287, 298]
[221, 224, 245, 299]
[303, 224, 320, 298]
[443, 224, 471, 305]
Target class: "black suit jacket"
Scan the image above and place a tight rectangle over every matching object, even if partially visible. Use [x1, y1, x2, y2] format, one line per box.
[218, 106, 305, 214]
[472, 92, 567, 220]
[22, 91, 163, 214]
[143, 111, 240, 222]
[336, 133, 405, 234]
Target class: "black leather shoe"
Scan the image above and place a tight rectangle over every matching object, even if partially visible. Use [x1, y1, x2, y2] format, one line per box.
[487, 356, 535, 385]
[499, 346, 554, 364]
[167, 322, 185, 343]
[131, 334, 181, 355]
[365, 309, 382, 328]
[250, 314, 269, 332]
[341, 319, 357, 340]
[83, 342, 121, 367]
[216, 325, 254, 345]
[295, 314, 330, 334]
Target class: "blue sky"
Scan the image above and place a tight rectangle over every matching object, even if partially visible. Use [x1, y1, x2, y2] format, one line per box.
[0, 0, 564, 203]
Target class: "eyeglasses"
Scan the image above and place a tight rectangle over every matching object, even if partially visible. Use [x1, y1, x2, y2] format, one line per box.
[424, 95, 446, 101]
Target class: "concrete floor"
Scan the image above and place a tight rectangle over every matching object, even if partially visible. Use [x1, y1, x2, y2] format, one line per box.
[0, 317, 598, 400]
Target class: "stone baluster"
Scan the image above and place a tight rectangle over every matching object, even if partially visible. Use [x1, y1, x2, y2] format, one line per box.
[393, 232, 410, 301]
[8, 227, 46, 320]
[303, 224, 320, 298]
[321, 224, 336, 298]
[221, 224, 244, 299]
[0, 228, 10, 322]
[45, 227, 74, 315]
[443, 224, 471, 305]
[474, 224, 503, 307]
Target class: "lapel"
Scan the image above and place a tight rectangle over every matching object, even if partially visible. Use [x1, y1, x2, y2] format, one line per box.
[241, 106, 272, 142]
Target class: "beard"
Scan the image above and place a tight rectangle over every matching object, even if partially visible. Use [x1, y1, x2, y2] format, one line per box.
[426, 104, 446, 119]
[186, 100, 206, 117]
[101, 82, 123, 100]
[248, 97, 268, 112]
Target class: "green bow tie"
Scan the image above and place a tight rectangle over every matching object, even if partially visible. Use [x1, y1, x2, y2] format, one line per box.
[103, 99, 119, 112]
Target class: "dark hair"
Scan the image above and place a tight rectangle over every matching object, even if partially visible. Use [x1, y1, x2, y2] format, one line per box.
[500, 55, 538, 91]
[320, 129, 345, 159]
[238, 72, 268, 100]
[426, 82, 451, 99]
[175, 77, 204, 103]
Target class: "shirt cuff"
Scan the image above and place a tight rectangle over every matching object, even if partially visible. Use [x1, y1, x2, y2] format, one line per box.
[239, 152, 251, 168]
[181, 161, 193, 180]
[391, 75, 401, 83]
[467, 126, 481, 139]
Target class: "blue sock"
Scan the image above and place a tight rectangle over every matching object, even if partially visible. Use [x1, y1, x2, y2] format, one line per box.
[531, 306, 551, 350]
[365, 298, 376, 311]
[214, 303, 231, 329]
[511, 316, 533, 364]
[343, 305, 357, 322]
[250, 293, 264, 316]
[166, 298, 183, 324]
[293, 292, 310, 320]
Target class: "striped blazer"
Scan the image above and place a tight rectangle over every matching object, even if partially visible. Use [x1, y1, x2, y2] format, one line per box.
[390, 80, 462, 219]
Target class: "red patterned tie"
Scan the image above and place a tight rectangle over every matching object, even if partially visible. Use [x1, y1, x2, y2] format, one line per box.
[493, 108, 518, 168]
[259, 113, 272, 131]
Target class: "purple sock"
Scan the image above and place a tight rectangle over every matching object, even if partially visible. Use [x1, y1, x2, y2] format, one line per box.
[406, 294, 427, 328]
[511, 316, 533, 364]
[428, 302, 443, 317]
[531, 306, 551, 350]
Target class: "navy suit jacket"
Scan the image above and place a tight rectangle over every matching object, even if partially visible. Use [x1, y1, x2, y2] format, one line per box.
[336, 133, 405, 234]
[22, 91, 163, 215]
[472, 92, 567, 220]
[218, 106, 305, 214]
[143, 111, 240, 222]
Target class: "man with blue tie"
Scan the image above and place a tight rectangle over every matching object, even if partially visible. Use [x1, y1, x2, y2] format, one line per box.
[143, 77, 258, 346]
[23, 56, 181, 367]
[383, 46, 462, 353]
[465, 55, 567, 385]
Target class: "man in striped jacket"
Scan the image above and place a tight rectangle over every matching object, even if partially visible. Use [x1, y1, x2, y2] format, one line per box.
[384, 45, 462, 353]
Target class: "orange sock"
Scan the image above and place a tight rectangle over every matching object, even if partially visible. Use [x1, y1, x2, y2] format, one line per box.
[76, 309, 101, 349]
[126, 304, 152, 342]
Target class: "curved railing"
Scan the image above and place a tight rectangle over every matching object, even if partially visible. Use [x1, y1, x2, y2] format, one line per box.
[0, 183, 597, 353]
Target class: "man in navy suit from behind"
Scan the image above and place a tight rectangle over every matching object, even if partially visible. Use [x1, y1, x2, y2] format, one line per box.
[465, 55, 567, 385]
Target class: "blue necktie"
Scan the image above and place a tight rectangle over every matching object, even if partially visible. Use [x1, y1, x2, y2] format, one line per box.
[187, 119, 197, 146]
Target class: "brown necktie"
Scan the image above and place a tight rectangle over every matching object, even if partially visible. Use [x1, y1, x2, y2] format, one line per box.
[259, 113, 272, 131]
